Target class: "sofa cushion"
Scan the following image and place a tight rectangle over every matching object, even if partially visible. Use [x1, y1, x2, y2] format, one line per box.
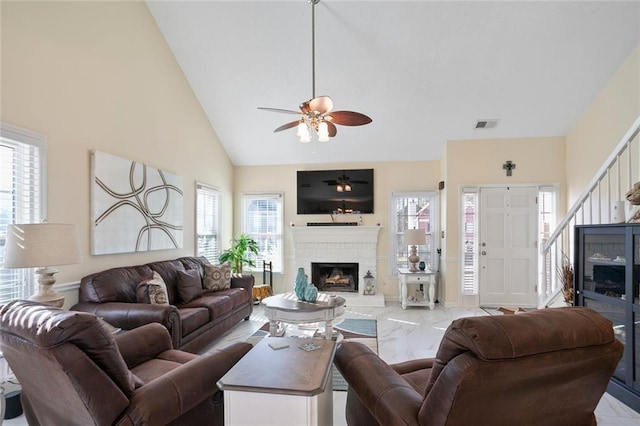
[203, 263, 231, 291]
[136, 272, 169, 305]
[212, 288, 251, 310]
[178, 307, 210, 336]
[177, 269, 203, 303]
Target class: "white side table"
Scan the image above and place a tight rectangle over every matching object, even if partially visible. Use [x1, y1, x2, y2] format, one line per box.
[398, 268, 436, 310]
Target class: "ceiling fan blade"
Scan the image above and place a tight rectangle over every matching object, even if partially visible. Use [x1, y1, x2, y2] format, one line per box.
[258, 107, 301, 115]
[303, 96, 333, 114]
[327, 121, 337, 137]
[273, 121, 300, 132]
[327, 111, 373, 126]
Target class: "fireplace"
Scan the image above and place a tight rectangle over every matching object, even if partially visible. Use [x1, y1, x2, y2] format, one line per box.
[291, 226, 384, 306]
[312, 262, 359, 292]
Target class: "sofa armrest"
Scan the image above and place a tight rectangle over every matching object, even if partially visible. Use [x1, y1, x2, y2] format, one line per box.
[231, 274, 254, 292]
[71, 301, 181, 349]
[122, 342, 252, 425]
[334, 342, 424, 426]
[115, 323, 173, 368]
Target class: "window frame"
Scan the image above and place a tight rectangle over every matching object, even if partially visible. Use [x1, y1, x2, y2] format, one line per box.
[389, 190, 439, 276]
[240, 192, 284, 274]
[0, 122, 47, 304]
[195, 182, 221, 263]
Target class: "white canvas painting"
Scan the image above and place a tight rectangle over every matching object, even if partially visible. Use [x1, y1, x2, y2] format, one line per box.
[91, 150, 183, 255]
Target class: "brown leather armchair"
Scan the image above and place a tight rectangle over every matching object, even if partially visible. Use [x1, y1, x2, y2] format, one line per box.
[334, 307, 623, 426]
[0, 300, 252, 425]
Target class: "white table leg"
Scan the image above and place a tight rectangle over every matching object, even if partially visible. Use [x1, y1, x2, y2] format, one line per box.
[428, 281, 435, 310]
[325, 319, 333, 340]
[269, 319, 279, 337]
[401, 278, 408, 309]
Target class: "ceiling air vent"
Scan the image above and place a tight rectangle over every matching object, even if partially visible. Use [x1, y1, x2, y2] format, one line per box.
[475, 119, 499, 129]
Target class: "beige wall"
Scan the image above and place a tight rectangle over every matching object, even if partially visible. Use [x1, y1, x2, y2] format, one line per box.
[234, 161, 441, 297]
[442, 137, 566, 305]
[1, 1, 234, 307]
[566, 44, 640, 207]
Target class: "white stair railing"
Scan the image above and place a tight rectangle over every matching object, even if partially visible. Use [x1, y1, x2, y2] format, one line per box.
[541, 116, 640, 307]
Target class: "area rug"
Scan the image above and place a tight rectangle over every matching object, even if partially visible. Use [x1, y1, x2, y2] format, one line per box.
[481, 307, 536, 315]
[247, 318, 378, 391]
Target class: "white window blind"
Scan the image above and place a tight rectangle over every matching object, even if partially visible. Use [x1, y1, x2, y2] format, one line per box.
[390, 191, 438, 274]
[196, 183, 220, 263]
[241, 193, 283, 273]
[461, 188, 479, 295]
[0, 123, 46, 304]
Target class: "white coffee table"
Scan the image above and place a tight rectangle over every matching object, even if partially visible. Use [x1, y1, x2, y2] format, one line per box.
[261, 292, 346, 339]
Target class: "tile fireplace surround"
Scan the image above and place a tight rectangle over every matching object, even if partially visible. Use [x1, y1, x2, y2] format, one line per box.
[291, 226, 385, 307]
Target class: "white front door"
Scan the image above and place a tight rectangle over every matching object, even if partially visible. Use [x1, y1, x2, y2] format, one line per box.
[479, 187, 538, 307]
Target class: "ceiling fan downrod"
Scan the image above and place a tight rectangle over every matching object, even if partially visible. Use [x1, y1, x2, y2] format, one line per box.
[309, 0, 319, 99]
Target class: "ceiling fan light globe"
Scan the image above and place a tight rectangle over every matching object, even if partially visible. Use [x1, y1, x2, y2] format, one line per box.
[336, 184, 344, 192]
[344, 183, 352, 192]
[296, 122, 307, 138]
[317, 121, 330, 142]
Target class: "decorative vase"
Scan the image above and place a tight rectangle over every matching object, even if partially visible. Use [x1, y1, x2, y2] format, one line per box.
[304, 283, 318, 303]
[294, 267, 307, 300]
[418, 261, 426, 271]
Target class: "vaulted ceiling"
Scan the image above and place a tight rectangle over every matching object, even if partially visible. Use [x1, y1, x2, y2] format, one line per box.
[146, 1, 640, 166]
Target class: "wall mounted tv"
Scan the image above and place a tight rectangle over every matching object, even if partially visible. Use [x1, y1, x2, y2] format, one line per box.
[297, 169, 374, 214]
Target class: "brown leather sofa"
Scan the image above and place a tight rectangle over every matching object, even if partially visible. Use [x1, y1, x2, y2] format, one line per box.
[334, 307, 623, 426]
[0, 300, 252, 425]
[71, 256, 253, 353]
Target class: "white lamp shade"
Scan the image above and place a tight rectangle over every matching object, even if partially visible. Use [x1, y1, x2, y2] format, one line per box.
[404, 229, 426, 246]
[4, 223, 81, 268]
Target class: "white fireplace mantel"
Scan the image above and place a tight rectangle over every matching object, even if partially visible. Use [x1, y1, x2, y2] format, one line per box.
[290, 226, 381, 244]
[291, 225, 384, 307]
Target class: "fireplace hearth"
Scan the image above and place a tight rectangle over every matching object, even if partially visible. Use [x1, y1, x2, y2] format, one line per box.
[311, 262, 358, 293]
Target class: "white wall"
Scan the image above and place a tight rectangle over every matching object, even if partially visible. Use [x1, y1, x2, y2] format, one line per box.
[1, 1, 235, 307]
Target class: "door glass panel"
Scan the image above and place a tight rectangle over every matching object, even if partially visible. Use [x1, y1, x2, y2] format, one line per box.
[584, 298, 625, 381]
[583, 233, 626, 299]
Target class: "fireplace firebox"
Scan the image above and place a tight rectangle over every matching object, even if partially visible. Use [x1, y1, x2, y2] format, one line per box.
[311, 262, 358, 292]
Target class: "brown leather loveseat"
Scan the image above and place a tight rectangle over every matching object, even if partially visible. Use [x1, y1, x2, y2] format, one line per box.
[335, 307, 623, 426]
[72, 256, 253, 353]
[0, 300, 252, 425]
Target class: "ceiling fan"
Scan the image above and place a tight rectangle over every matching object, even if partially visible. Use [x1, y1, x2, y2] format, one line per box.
[258, 0, 372, 143]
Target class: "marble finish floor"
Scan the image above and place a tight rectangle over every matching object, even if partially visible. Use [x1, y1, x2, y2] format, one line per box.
[206, 302, 640, 426]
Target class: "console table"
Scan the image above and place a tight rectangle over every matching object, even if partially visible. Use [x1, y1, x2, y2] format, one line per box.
[218, 337, 336, 426]
[398, 268, 436, 309]
[261, 292, 346, 339]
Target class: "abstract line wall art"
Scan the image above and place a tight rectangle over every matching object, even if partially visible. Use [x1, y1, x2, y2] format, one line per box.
[91, 150, 184, 255]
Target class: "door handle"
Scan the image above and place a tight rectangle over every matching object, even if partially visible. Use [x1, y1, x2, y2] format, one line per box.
[481, 251, 487, 255]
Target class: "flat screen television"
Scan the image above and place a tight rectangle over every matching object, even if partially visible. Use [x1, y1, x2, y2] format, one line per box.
[297, 169, 374, 214]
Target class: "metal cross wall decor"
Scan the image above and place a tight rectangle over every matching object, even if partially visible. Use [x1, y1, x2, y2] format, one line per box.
[502, 160, 516, 177]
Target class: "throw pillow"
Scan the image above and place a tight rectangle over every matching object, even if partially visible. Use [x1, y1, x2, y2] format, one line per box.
[177, 269, 203, 303]
[203, 262, 231, 291]
[136, 271, 169, 305]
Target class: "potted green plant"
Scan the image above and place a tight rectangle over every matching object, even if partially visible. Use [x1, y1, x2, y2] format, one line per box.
[218, 234, 259, 274]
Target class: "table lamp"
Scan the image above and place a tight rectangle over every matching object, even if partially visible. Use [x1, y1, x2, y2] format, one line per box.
[404, 229, 426, 272]
[3, 223, 80, 307]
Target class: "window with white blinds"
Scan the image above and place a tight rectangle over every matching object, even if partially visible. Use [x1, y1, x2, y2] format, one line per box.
[461, 188, 479, 295]
[241, 193, 283, 273]
[0, 123, 46, 304]
[195, 183, 220, 263]
[390, 191, 438, 275]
